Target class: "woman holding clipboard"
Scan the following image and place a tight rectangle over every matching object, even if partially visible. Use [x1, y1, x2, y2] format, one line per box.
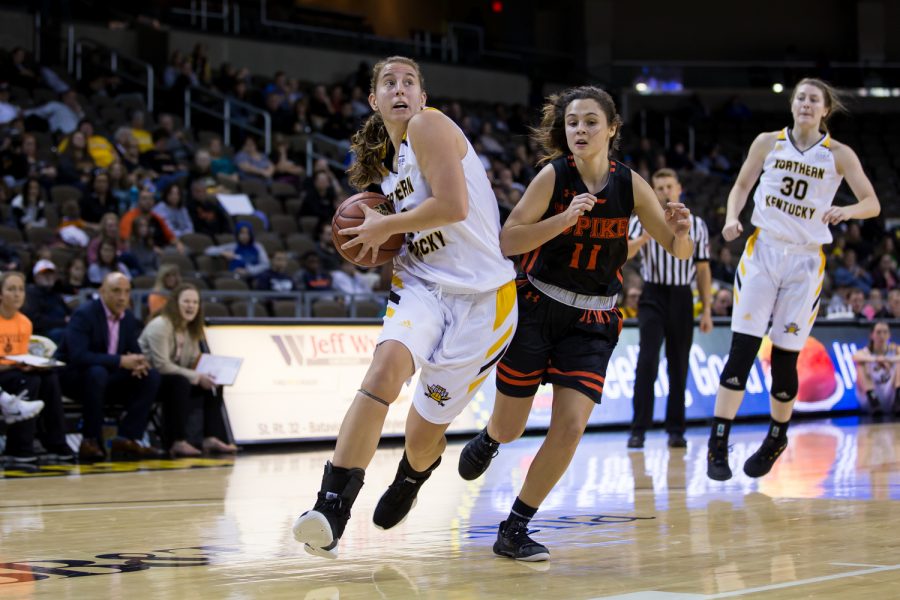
[139, 283, 237, 456]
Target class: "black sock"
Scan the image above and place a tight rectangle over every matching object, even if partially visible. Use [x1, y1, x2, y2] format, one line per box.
[508, 496, 538, 526]
[400, 451, 441, 479]
[711, 417, 732, 443]
[483, 428, 499, 445]
[767, 418, 789, 440]
[866, 389, 879, 407]
[322, 462, 365, 503]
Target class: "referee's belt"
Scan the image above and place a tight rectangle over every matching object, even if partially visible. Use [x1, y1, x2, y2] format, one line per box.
[528, 275, 618, 310]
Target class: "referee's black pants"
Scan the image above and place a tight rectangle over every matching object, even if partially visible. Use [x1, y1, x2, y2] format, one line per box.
[631, 283, 694, 436]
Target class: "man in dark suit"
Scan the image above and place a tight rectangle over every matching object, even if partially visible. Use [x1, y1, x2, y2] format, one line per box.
[57, 272, 163, 461]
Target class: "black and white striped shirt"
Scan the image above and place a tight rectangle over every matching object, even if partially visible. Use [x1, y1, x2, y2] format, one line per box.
[628, 215, 710, 286]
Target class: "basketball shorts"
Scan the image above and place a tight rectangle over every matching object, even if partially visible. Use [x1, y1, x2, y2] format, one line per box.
[731, 230, 826, 352]
[378, 271, 517, 425]
[495, 281, 622, 404]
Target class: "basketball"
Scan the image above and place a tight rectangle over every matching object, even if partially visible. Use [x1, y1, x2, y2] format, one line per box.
[331, 191, 405, 267]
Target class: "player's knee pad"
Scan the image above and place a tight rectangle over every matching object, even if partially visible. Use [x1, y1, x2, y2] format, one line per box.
[720, 332, 763, 390]
[769, 346, 799, 402]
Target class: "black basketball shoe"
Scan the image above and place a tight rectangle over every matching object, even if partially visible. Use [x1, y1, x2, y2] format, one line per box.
[292, 462, 365, 559]
[707, 436, 732, 481]
[373, 455, 441, 530]
[493, 519, 550, 562]
[458, 428, 500, 481]
[743, 436, 788, 478]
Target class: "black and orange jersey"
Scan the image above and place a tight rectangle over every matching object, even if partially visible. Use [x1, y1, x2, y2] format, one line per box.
[519, 155, 634, 298]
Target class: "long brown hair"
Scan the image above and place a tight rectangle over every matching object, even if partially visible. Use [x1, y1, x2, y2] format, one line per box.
[532, 86, 623, 166]
[347, 56, 425, 191]
[160, 283, 205, 339]
[790, 77, 847, 133]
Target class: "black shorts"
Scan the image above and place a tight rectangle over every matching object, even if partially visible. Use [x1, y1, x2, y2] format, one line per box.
[496, 281, 622, 403]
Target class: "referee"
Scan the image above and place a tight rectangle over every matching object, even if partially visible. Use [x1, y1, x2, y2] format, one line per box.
[627, 168, 712, 449]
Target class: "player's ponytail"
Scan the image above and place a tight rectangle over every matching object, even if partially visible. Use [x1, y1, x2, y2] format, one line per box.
[348, 113, 389, 190]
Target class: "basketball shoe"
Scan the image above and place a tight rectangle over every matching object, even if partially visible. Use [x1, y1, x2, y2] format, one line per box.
[292, 462, 365, 559]
[743, 435, 788, 478]
[458, 428, 499, 480]
[373, 454, 440, 530]
[707, 436, 732, 481]
[493, 519, 550, 562]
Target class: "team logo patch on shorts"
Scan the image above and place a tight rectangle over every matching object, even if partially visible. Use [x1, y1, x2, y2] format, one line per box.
[425, 384, 451, 406]
[783, 322, 800, 335]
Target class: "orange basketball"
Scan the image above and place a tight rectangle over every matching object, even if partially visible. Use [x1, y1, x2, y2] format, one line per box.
[331, 192, 405, 267]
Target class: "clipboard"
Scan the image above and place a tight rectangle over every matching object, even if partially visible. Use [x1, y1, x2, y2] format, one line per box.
[3, 354, 66, 368]
[195, 354, 243, 386]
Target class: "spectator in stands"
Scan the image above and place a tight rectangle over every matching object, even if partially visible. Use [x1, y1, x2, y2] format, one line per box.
[163, 50, 186, 89]
[255, 249, 296, 294]
[291, 96, 312, 135]
[314, 221, 342, 272]
[128, 110, 153, 153]
[153, 183, 194, 238]
[872, 254, 899, 291]
[127, 215, 160, 276]
[147, 264, 182, 318]
[56, 130, 95, 184]
[56, 272, 163, 461]
[833, 249, 873, 295]
[323, 103, 357, 147]
[188, 179, 232, 237]
[69, 120, 116, 168]
[10, 177, 47, 232]
[157, 113, 193, 165]
[878, 289, 900, 319]
[2, 47, 38, 91]
[57, 200, 96, 248]
[331, 259, 374, 301]
[234, 136, 274, 183]
[58, 255, 88, 303]
[120, 185, 186, 254]
[188, 149, 218, 191]
[88, 238, 132, 285]
[107, 161, 134, 211]
[296, 250, 332, 291]
[88, 213, 126, 263]
[24, 89, 85, 135]
[299, 170, 338, 226]
[23, 259, 71, 344]
[710, 245, 737, 284]
[0, 271, 71, 463]
[270, 145, 304, 192]
[666, 141, 694, 171]
[848, 288, 869, 320]
[139, 283, 236, 457]
[140, 128, 184, 189]
[5, 133, 57, 185]
[867, 289, 884, 320]
[191, 43, 212, 85]
[0, 81, 19, 126]
[308, 84, 336, 131]
[80, 169, 118, 223]
[118, 132, 142, 172]
[207, 136, 239, 185]
[204, 221, 269, 278]
[711, 288, 733, 317]
[845, 222, 873, 266]
[620, 286, 641, 320]
[265, 91, 294, 134]
[852, 321, 900, 417]
[697, 144, 733, 178]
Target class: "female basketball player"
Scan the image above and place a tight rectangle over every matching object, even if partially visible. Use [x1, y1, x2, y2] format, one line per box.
[853, 321, 900, 417]
[456, 86, 694, 561]
[291, 56, 517, 558]
[706, 78, 880, 481]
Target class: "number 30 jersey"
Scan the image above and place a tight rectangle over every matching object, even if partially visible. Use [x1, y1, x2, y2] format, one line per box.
[750, 127, 843, 245]
[519, 155, 634, 298]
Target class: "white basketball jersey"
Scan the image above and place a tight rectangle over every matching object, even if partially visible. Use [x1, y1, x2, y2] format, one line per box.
[380, 110, 515, 293]
[750, 128, 843, 245]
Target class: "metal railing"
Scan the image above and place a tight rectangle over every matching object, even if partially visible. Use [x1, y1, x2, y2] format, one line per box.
[304, 132, 350, 175]
[69, 37, 155, 112]
[100, 288, 390, 320]
[184, 85, 272, 153]
[170, 0, 239, 33]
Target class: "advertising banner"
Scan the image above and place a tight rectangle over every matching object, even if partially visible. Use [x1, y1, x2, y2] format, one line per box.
[206, 322, 867, 444]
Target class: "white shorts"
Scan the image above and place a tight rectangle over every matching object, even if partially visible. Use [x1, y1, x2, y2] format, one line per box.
[731, 230, 826, 352]
[378, 271, 517, 424]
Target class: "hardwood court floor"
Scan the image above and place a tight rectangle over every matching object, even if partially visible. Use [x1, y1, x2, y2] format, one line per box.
[1, 418, 898, 599]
